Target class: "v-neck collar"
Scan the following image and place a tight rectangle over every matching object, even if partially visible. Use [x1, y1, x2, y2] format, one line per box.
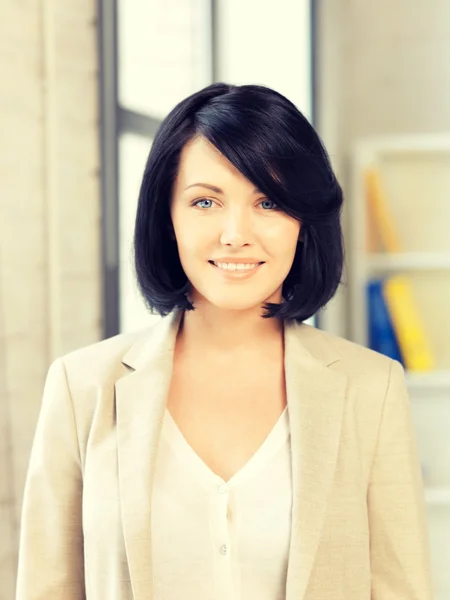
[162, 405, 290, 489]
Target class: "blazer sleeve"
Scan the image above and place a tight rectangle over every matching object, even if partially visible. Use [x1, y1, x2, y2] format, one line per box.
[368, 358, 434, 600]
[16, 358, 85, 600]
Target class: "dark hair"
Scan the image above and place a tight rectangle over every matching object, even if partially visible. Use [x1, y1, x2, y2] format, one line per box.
[134, 82, 344, 323]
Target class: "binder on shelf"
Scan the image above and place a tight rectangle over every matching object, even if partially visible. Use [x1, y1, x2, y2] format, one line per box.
[383, 276, 435, 372]
[364, 168, 436, 372]
[367, 279, 404, 365]
[365, 184, 381, 253]
[364, 168, 401, 252]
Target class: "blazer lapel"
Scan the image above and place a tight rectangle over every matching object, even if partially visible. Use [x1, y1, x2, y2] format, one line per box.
[115, 310, 183, 600]
[284, 321, 347, 600]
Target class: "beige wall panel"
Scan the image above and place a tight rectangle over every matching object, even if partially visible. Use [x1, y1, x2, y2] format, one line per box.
[0, 0, 100, 595]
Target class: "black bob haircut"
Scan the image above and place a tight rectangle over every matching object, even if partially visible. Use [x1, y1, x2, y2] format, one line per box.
[134, 82, 344, 323]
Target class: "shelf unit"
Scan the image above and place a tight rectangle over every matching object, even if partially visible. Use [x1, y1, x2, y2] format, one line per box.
[348, 133, 450, 351]
[367, 252, 450, 273]
[406, 371, 450, 390]
[348, 131, 450, 379]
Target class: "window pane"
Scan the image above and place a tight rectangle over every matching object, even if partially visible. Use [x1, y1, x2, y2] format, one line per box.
[118, 0, 212, 118]
[216, 0, 312, 120]
[118, 133, 158, 332]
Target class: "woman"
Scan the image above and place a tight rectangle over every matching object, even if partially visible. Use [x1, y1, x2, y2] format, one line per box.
[16, 83, 432, 600]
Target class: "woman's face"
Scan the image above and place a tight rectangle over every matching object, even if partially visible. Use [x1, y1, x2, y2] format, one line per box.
[170, 136, 301, 312]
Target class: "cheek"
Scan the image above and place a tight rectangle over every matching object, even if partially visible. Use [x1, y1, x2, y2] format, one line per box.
[263, 220, 300, 257]
[173, 217, 211, 260]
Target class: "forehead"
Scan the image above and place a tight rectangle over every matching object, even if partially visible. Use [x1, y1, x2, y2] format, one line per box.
[175, 136, 250, 188]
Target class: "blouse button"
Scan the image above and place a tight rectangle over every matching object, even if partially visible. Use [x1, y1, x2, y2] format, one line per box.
[220, 544, 228, 555]
[218, 484, 228, 494]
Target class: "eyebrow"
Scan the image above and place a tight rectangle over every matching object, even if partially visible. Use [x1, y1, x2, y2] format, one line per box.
[184, 183, 261, 194]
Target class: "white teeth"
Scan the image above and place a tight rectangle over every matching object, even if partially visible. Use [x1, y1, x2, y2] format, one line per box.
[214, 262, 260, 271]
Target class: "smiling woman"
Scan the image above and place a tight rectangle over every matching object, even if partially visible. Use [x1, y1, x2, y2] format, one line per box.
[16, 82, 432, 600]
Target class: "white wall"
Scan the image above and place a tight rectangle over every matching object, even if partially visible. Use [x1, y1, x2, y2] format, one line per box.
[0, 2, 100, 596]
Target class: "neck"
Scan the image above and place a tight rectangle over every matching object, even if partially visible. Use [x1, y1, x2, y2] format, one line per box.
[177, 300, 284, 358]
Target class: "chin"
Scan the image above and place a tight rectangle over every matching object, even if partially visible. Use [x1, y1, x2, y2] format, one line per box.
[193, 288, 282, 313]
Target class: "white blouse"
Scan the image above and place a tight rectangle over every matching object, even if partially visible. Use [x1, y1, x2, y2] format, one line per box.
[151, 405, 293, 600]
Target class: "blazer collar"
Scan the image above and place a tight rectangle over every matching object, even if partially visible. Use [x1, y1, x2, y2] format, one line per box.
[121, 309, 183, 372]
[117, 310, 346, 600]
[122, 308, 342, 372]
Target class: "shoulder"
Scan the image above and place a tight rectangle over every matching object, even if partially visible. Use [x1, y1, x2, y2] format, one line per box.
[57, 321, 158, 388]
[320, 326, 392, 370]
[294, 322, 400, 388]
[294, 325, 409, 437]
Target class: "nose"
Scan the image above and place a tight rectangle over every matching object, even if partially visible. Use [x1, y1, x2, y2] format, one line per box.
[219, 208, 252, 247]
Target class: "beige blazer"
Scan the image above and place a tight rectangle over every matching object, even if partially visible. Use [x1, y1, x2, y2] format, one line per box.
[16, 310, 433, 600]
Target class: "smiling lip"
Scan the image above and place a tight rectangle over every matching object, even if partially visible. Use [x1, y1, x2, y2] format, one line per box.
[210, 258, 264, 264]
[209, 260, 264, 278]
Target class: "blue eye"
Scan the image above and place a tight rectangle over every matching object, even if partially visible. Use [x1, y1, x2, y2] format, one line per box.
[193, 198, 214, 209]
[260, 199, 278, 210]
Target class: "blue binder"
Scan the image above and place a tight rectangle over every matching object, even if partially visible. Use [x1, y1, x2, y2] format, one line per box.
[367, 279, 404, 365]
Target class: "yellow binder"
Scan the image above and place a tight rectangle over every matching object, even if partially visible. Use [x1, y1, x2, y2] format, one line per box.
[383, 276, 434, 371]
[364, 168, 401, 253]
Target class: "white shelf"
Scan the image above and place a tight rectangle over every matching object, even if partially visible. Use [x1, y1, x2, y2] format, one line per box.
[425, 487, 450, 506]
[406, 371, 450, 390]
[353, 133, 450, 156]
[367, 252, 450, 273]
